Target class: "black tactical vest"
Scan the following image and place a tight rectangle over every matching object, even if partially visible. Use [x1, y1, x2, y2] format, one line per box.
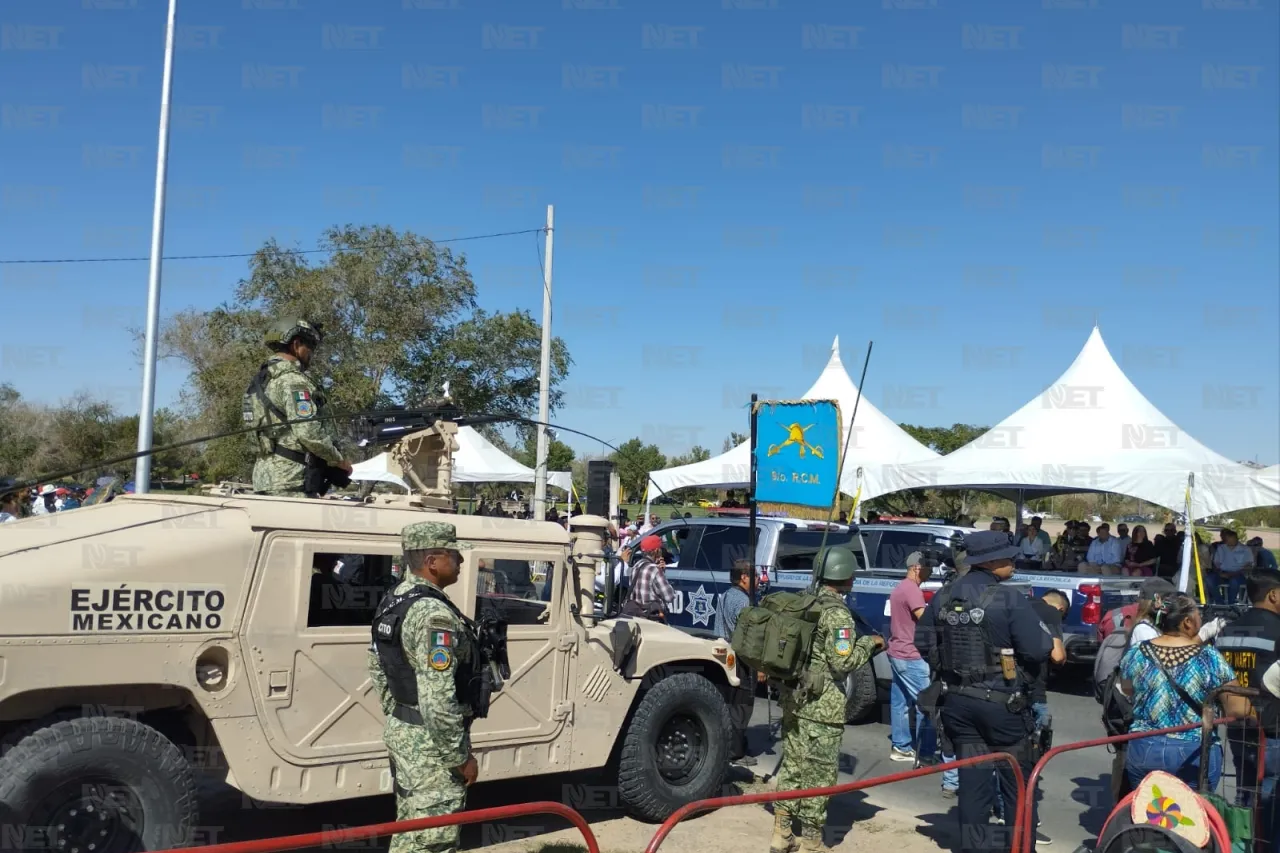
[1216, 608, 1280, 734]
[933, 582, 1005, 689]
[371, 583, 509, 724]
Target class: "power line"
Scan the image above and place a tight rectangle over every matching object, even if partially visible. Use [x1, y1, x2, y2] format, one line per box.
[0, 227, 547, 266]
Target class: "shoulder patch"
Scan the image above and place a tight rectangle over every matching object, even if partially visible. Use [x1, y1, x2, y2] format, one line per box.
[834, 639, 852, 656]
[426, 612, 456, 631]
[836, 627, 852, 640]
[293, 390, 311, 402]
[429, 647, 453, 671]
[295, 399, 315, 418]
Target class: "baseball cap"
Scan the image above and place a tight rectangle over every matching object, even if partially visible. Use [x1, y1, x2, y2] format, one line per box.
[905, 551, 936, 569]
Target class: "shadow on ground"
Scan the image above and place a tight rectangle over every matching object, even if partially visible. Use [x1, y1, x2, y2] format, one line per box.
[1069, 774, 1116, 841]
[199, 762, 779, 853]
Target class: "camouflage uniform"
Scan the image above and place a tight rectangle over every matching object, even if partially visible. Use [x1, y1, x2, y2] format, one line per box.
[246, 356, 344, 496]
[774, 586, 878, 847]
[368, 521, 475, 853]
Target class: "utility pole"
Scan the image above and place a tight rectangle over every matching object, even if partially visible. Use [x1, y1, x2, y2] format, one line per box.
[532, 204, 554, 520]
[134, 0, 179, 494]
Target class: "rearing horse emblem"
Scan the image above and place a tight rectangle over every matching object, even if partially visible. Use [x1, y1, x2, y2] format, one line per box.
[767, 423, 824, 459]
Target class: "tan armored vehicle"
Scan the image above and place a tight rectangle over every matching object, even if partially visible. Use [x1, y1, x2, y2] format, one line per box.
[0, 421, 751, 852]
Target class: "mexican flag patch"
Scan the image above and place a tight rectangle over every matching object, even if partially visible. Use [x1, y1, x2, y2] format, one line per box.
[431, 630, 454, 648]
[836, 627, 852, 640]
[293, 390, 311, 402]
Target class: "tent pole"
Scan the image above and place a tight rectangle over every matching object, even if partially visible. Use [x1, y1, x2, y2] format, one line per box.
[1178, 473, 1194, 595]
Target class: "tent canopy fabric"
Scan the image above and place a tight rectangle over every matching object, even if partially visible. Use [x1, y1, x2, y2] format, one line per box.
[350, 427, 572, 493]
[647, 337, 940, 502]
[888, 328, 1279, 519]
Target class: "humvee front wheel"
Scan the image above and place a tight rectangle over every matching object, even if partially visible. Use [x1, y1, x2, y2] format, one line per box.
[617, 672, 730, 823]
[0, 716, 198, 853]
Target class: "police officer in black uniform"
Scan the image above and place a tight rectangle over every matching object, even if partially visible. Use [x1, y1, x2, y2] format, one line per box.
[1215, 571, 1280, 850]
[915, 530, 1055, 853]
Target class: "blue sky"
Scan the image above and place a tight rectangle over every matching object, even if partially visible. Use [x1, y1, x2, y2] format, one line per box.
[1, 0, 1277, 467]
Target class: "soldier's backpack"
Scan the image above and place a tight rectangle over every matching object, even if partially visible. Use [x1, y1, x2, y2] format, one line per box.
[731, 591, 847, 688]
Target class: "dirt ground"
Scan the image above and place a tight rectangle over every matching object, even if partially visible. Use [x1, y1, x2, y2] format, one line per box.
[475, 771, 955, 853]
[482, 799, 942, 853]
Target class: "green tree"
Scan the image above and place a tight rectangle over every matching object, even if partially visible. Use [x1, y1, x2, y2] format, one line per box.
[723, 432, 748, 453]
[610, 438, 667, 502]
[513, 435, 576, 474]
[159, 225, 572, 482]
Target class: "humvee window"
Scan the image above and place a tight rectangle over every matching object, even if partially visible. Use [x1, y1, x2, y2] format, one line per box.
[307, 552, 397, 628]
[475, 554, 553, 626]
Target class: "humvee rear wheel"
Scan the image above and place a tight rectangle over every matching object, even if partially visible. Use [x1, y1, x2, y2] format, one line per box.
[617, 673, 730, 822]
[0, 717, 198, 853]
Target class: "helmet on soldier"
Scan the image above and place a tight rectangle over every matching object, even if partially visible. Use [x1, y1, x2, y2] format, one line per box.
[264, 319, 324, 350]
[813, 547, 858, 582]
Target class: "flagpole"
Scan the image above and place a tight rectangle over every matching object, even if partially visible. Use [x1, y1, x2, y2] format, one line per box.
[134, 0, 179, 494]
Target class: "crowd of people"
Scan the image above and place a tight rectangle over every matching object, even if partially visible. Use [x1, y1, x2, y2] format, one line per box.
[0, 480, 93, 522]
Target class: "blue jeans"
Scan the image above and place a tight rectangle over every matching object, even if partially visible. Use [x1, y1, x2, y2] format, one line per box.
[889, 656, 937, 754]
[1125, 732, 1222, 791]
[1209, 571, 1247, 605]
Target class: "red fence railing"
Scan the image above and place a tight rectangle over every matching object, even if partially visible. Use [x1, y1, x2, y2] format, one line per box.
[158, 801, 600, 853]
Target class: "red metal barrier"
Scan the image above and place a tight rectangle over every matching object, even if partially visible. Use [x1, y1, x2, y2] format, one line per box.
[644, 752, 1024, 853]
[1014, 716, 1262, 853]
[159, 801, 599, 853]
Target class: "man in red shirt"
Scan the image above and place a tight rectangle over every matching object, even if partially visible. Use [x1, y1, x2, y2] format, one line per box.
[887, 551, 957, 791]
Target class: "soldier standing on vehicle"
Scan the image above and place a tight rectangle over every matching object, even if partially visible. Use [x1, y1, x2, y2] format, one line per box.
[914, 530, 1054, 853]
[771, 547, 883, 853]
[244, 319, 353, 497]
[369, 521, 479, 853]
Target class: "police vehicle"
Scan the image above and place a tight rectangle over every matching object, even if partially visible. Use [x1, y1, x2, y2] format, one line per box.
[636, 514, 996, 722]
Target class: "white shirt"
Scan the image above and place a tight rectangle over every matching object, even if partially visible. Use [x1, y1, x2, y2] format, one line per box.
[30, 500, 48, 515]
[1130, 618, 1224, 646]
[0, 511, 17, 524]
[1018, 535, 1048, 558]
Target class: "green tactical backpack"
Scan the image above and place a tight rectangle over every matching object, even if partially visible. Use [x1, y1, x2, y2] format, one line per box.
[731, 591, 847, 690]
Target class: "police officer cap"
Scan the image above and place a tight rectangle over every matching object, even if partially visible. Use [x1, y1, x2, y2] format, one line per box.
[264, 318, 324, 349]
[813, 546, 858, 581]
[961, 530, 1019, 565]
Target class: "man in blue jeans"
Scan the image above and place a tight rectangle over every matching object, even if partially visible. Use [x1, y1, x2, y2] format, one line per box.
[887, 552, 958, 795]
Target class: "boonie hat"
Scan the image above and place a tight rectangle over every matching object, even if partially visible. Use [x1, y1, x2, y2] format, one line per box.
[962, 530, 1020, 565]
[401, 520, 473, 553]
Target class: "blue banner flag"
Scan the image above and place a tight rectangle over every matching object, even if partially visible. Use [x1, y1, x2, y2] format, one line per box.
[753, 399, 842, 520]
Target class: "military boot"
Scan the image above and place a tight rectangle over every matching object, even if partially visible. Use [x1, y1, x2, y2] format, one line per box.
[797, 826, 828, 853]
[769, 811, 796, 853]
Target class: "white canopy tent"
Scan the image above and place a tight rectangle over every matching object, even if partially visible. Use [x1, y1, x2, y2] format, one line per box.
[1255, 464, 1280, 497]
[887, 327, 1280, 521]
[646, 336, 940, 510]
[350, 426, 573, 493]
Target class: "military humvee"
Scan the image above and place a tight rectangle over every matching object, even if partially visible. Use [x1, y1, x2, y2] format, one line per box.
[0, 421, 750, 852]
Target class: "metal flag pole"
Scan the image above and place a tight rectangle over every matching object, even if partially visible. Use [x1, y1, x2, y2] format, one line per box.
[532, 204, 555, 520]
[133, 0, 179, 495]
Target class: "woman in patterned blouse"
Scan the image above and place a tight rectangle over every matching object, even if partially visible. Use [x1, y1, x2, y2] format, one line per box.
[1118, 592, 1251, 791]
